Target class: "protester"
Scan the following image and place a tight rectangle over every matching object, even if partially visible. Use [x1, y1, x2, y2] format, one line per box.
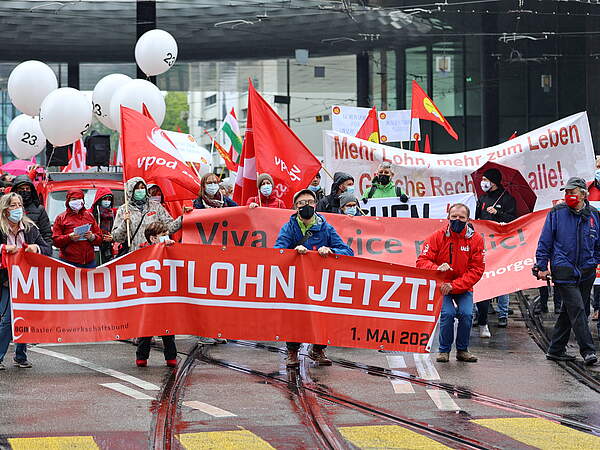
[417, 203, 485, 363]
[475, 168, 517, 336]
[362, 161, 409, 202]
[11, 175, 52, 246]
[339, 191, 361, 216]
[534, 177, 599, 366]
[112, 177, 184, 253]
[0, 192, 52, 370]
[308, 173, 325, 201]
[193, 173, 238, 209]
[0, 173, 14, 185]
[247, 173, 286, 209]
[135, 221, 178, 368]
[52, 189, 103, 268]
[220, 177, 234, 198]
[587, 157, 600, 320]
[316, 172, 354, 214]
[274, 189, 354, 367]
[148, 184, 164, 204]
[91, 188, 115, 265]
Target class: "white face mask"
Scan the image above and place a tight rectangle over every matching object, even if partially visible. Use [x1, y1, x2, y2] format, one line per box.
[100, 199, 112, 208]
[205, 183, 220, 196]
[150, 196, 162, 203]
[480, 180, 492, 192]
[260, 184, 273, 196]
[69, 199, 84, 211]
[158, 235, 169, 243]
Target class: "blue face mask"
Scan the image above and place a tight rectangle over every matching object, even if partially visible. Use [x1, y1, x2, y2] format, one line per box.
[8, 207, 23, 223]
[308, 185, 320, 192]
[260, 184, 273, 196]
[595, 170, 600, 184]
[100, 199, 112, 208]
[345, 185, 355, 194]
[345, 206, 357, 216]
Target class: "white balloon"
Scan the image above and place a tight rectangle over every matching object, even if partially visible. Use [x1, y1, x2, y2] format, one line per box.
[8, 60, 58, 116]
[39, 88, 92, 147]
[135, 29, 178, 77]
[92, 73, 132, 130]
[6, 115, 47, 159]
[109, 79, 166, 131]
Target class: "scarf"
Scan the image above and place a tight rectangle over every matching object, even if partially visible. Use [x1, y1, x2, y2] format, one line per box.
[201, 191, 225, 208]
[95, 205, 114, 233]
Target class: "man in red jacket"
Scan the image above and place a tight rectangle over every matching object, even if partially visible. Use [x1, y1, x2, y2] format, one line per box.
[52, 188, 103, 268]
[417, 203, 485, 363]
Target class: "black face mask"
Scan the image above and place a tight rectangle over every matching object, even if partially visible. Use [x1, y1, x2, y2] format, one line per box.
[16, 190, 32, 205]
[449, 219, 467, 233]
[377, 174, 391, 185]
[299, 205, 315, 220]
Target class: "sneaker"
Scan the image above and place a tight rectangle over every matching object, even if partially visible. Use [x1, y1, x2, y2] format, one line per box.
[13, 360, 32, 368]
[214, 338, 228, 344]
[198, 337, 217, 345]
[497, 317, 508, 328]
[165, 359, 177, 368]
[584, 353, 598, 366]
[456, 350, 478, 362]
[546, 352, 576, 362]
[136, 359, 147, 367]
[436, 352, 449, 363]
[592, 310, 599, 321]
[479, 325, 491, 338]
[286, 351, 299, 368]
[0, 362, 5, 370]
[307, 347, 332, 366]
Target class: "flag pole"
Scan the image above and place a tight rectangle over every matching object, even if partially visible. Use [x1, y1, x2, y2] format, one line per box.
[320, 165, 335, 181]
[408, 110, 414, 152]
[123, 182, 131, 248]
[256, 171, 262, 207]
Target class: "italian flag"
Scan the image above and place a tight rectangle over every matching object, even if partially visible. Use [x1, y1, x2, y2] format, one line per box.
[215, 108, 242, 171]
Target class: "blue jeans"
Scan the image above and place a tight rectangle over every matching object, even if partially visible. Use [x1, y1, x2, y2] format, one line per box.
[439, 292, 474, 353]
[0, 286, 27, 363]
[496, 294, 510, 319]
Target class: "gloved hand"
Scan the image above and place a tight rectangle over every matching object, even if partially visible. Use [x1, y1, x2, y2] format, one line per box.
[400, 193, 409, 203]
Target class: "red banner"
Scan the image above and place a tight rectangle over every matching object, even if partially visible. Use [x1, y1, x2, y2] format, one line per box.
[9, 244, 445, 351]
[182, 208, 547, 301]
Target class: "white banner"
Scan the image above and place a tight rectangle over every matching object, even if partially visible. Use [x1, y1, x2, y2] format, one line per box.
[331, 105, 420, 143]
[324, 112, 595, 211]
[362, 193, 476, 219]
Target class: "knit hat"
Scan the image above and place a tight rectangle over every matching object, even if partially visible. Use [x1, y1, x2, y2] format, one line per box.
[339, 191, 358, 208]
[483, 168, 502, 187]
[257, 173, 274, 188]
[293, 189, 316, 205]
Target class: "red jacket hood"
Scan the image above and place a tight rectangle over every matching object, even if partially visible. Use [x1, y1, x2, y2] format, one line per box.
[93, 187, 113, 205]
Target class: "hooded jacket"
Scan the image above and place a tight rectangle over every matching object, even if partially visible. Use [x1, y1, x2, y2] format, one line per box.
[476, 187, 517, 222]
[316, 172, 353, 214]
[587, 181, 600, 201]
[11, 175, 52, 246]
[274, 212, 354, 256]
[112, 177, 183, 252]
[91, 187, 116, 233]
[535, 202, 600, 284]
[52, 188, 103, 265]
[416, 222, 485, 294]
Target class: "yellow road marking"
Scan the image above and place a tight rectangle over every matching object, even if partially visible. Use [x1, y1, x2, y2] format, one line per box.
[472, 417, 600, 449]
[339, 425, 450, 449]
[178, 430, 275, 449]
[9, 436, 99, 449]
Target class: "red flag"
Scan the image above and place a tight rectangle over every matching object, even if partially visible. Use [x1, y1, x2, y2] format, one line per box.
[204, 129, 238, 173]
[411, 80, 458, 140]
[62, 139, 90, 173]
[234, 81, 321, 208]
[120, 106, 201, 202]
[355, 106, 380, 143]
[424, 134, 432, 154]
[508, 131, 518, 140]
[413, 133, 420, 152]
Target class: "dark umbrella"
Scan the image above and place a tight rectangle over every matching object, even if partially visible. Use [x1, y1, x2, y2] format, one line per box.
[471, 161, 537, 217]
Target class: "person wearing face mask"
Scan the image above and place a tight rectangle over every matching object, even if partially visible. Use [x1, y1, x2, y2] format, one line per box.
[339, 191, 362, 216]
[307, 173, 324, 202]
[91, 188, 116, 264]
[275, 189, 354, 367]
[417, 203, 485, 363]
[52, 189, 103, 268]
[10, 175, 52, 246]
[316, 172, 355, 214]
[362, 162, 409, 203]
[193, 173, 238, 210]
[0, 192, 51, 370]
[534, 177, 600, 366]
[112, 177, 185, 253]
[586, 159, 600, 321]
[247, 173, 286, 209]
[474, 168, 517, 334]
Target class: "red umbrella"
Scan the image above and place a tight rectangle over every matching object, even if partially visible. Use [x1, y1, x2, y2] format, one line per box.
[471, 161, 537, 217]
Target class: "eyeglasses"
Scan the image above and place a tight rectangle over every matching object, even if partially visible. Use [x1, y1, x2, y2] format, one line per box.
[296, 199, 316, 207]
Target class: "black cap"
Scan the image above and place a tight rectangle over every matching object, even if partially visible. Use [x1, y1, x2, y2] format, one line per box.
[293, 189, 317, 205]
[560, 177, 587, 191]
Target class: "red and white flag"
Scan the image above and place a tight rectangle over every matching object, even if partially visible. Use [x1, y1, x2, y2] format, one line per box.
[120, 106, 201, 202]
[234, 81, 321, 207]
[62, 139, 90, 173]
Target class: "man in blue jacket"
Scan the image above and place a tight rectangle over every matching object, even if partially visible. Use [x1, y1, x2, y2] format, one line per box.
[275, 189, 354, 367]
[534, 177, 599, 366]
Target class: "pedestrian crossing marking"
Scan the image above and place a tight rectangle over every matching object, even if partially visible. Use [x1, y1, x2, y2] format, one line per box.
[339, 425, 450, 449]
[8, 436, 99, 449]
[472, 417, 600, 449]
[178, 430, 275, 449]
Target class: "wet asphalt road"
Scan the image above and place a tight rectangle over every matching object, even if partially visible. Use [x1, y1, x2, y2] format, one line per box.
[2, 300, 600, 449]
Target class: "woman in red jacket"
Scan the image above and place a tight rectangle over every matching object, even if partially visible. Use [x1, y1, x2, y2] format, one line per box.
[416, 203, 485, 363]
[52, 188, 103, 268]
[247, 173, 286, 209]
